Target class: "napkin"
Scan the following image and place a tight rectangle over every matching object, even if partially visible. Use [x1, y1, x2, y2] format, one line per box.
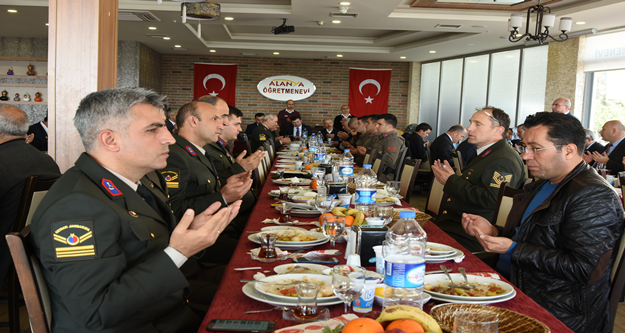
[261, 218, 318, 226]
[274, 314, 358, 333]
[468, 272, 500, 280]
[249, 247, 289, 258]
[297, 250, 341, 258]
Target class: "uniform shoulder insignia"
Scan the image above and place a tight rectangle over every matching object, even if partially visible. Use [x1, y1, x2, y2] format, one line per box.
[101, 178, 123, 196]
[161, 170, 180, 189]
[259, 134, 266, 141]
[482, 150, 492, 158]
[52, 220, 97, 261]
[491, 171, 513, 188]
[388, 146, 397, 151]
[383, 133, 390, 138]
[185, 146, 197, 156]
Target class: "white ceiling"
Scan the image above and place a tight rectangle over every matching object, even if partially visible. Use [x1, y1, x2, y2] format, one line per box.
[0, 0, 624, 62]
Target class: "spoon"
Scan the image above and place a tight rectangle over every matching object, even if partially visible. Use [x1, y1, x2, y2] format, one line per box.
[280, 265, 313, 274]
[244, 306, 291, 314]
[458, 267, 476, 289]
[439, 265, 460, 289]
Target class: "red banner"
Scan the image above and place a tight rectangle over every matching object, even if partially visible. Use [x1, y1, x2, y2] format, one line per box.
[348, 68, 392, 117]
[193, 63, 238, 106]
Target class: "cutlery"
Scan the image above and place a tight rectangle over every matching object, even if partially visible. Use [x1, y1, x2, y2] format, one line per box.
[239, 279, 308, 285]
[458, 267, 476, 289]
[234, 267, 262, 271]
[244, 306, 291, 314]
[440, 265, 461, 289]
[425, 268, 452, 275]
[280, 265, 313, 274]
[282, 249, 305, 260]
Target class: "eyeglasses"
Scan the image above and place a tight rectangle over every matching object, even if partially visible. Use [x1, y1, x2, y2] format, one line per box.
[483, 111, 503, 127]
[518, 145, 563, 155]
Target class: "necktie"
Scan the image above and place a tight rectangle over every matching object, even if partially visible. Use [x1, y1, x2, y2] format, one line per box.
[137, 184, 160, 215]
[297, 127, 300, 137]
[605, 143, 613, 155]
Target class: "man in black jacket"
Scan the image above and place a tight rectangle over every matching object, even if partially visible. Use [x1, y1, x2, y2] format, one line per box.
[321, 118, 339, 142]
[280, 115, 312, 140]
[27, 115, 49, 151]
[404, 123, 431, 162]
[584, 120, 625, 174]
[462, 112, 623, 333]
[429, 124, 466, 167]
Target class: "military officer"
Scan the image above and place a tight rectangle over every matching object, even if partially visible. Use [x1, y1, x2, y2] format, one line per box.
[370, 114, 406, 183]
[30, 88, 241, 333]
[432, 107, 526, 252]
[354, 115, 381, 165]
[250, 114, 290, 152]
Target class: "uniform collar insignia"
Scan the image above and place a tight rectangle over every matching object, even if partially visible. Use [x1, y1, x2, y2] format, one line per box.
[218, 139, 226, 147]
[101, 178, 123, 196]
[482, 150, 492, 158]
[185, 146, 197, 156]
[383, 133, 390, 138]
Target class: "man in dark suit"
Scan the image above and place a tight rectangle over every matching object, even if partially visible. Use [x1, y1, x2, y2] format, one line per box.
[165, 108, 177, 133]
[30, 88, 241, 333]
[511, 124, 524, 147]
[552, 97, 579, 119]
[245, 112, 264, 136]
[584, 129, 604, 154]
[281, 115, 312, 140]
[322, 118, 339, 141]
[404, 123, 431, 162]
[456, 139, 477, 165]
[584, 120, 625, 174]
[430, 124, 466, 167]
[27, 115, 48, 152]
[0, 106, 60, 290]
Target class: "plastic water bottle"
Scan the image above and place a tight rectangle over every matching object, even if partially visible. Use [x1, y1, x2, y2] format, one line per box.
[382, 211, 427, 309]
[354, 164, 377, 214]
[339, 150, 355, 182]
[314, 142, 326, 162]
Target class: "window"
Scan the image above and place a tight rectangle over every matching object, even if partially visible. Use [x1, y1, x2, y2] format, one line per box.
[587, 69, 625, 136]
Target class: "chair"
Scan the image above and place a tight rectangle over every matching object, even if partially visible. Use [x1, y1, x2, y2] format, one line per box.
[491, 182, 524, 227]
[393, 146, 409, 182]
[452, 151, 464, 175]
[6, 226, 52, 333]
[371, 154, 387, 174]
[367, 148, 378, 166]
[266, 140, 276, 162]
[363, 150, 371, 167]
[424, 176, 447, 218]
[609, 226, 625, 330]
[398, 158, 422, 203]
[251, 167, 262, 197]
[241, 133, 253, 156]
[234, 134, 249, 157]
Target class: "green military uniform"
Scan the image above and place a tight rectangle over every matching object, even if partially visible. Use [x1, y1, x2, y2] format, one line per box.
[371, 130, 406, 183]
[204, 139, 256, 233]
[31, 153, 199, 333]
[352, 132, 379, 167]
[162, 134, 238, 264]
[250, 123, 280, 152]
[435, 139, 527, 252]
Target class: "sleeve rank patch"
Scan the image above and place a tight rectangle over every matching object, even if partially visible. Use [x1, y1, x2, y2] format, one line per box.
[52, 221, 97, 261]
[491, 171, 513, 188]
[259, 134, 266, 141]
[161, 170, 179, 189]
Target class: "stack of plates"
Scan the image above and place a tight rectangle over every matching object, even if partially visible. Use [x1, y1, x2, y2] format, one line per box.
[242, 273, 342, 307]
[424, 273, 517, 304]
[273, 178, 312, 185]
[248, 230, 329, 249]
[425, 242, 465, 263]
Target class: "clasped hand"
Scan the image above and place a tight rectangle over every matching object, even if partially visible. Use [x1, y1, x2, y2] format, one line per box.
[431, 159, 455, 185]
[461, 213, 512, 254]
[236, 150, 264, 171]
[220, 171, 253, 203]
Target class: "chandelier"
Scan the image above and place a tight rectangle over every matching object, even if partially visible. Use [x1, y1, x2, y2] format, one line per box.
[508, 0, 572, 44]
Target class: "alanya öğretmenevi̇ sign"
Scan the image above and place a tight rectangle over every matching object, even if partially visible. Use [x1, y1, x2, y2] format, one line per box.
[257, 75, 316, 101]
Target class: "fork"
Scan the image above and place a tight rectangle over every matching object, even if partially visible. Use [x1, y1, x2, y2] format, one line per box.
[458, 267, 476, 289]
[439, 265, 460, 288]
[280, 265, 313, 274]
[244, 306, 291, 314]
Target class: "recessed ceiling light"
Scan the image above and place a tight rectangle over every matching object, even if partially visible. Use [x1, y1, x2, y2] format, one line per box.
[174, 45, 182, 48]
[472, 25, 487, 28]
[339, 2, 351, 5]
[576, 21, 586, 25]
[149, 27, 157, 30]
[210, 50, 216, 53]
[337, 54, 343, 58]
[273, 52, 280, 55]
[7, 9, 17, 13]
[45, 23, 49, 26]
[332, 20, 341, 24]
[400, 56, 406, 59]
[224, 17, 234, 21]
[429, 50, 436, 54]
[163, 37, 171, 40]
[467, 43, 475, 46]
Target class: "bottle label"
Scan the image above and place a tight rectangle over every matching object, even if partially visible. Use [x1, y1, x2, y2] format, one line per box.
[310, 147, 316, 153]
[384, 260, 425, 288]
[315, 153, 326, 161]
[355, 189, 376, 204]
[339, 166, 354, 176]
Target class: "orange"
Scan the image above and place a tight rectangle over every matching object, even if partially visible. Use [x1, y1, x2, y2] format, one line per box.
[344, 215, 355, 227]
[342, 318, 384, 333]
[319, 213, 334, 224]
[311, 179, 318, 189]
[386, 319, 424, 333]
[305, 164, 313, 171]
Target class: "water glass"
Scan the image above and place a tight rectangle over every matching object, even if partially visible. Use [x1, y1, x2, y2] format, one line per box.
[314, 169, 326, 180]
[322, 216, 345, 248]
[332, 265, 365, 313]
[354, 203, 374, 218]
[315, 194, 333, 214]
[453, 311, 498, 333]
[385, 181, 401, 196]
[375, 206, 394, 225]
[294, 283, 321, 320]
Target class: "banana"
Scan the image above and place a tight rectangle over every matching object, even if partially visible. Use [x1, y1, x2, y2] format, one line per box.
[376, 305, 442, 333]
[353, 212, 365, 225]
[331, 207, 347, 216]
[345, 208, 360, 216]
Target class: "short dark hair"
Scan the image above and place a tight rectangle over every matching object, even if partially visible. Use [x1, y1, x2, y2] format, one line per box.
[523, 112, 585, 156]
[377, 114, 398, 128]
[290, 115, 301, 122]
[176, 102, 201, 128]
[481, 107, 510, 137]
[448, 125, 465, 133]
[415, 123, 432, 133]
[255, 113, 265, 118]
[195, 95, 223, 105]
[228, 105, 243, 119]
[366, 114, 380, 123]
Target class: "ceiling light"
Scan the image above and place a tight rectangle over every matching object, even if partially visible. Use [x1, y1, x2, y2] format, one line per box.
[339, 2, 351, 5]
[508, 3, 572, 44]
[576, 21, 586, 25]
[210, 49, 216, 53]
[163, 37, 171, 40]
[429, 50, 436, 54]
[7, 9, 17, 13]
[174, 45, 182, 48]
[472, 25, 487, 28]
[400, 56, 406, 59]
[45, 23, 49, 26]
[224, 17, 233, 21]
[149, 27, 157, 30]
[332, 20, 341, 24]
[273, 52, 280, 55]
[467, 43, 475, 45]
[337, 54, 343, 58]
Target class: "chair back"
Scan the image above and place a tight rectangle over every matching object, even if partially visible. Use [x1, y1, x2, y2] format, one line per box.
[394, 146, 409, 181]
[363, 150, 371, 167]
[398, 158, 422, 202]
[419, 145, 432, 172]
[452, 151, 463, 175]
[14, 176, 58, 231]
[242, 133, 253, 155]
[251, 167, 262, 197]
[492, 182, 524, 227]
[455, 150, 464, 171]
[610, 223, 625, 330]
[6, 226, 51, 333]
[425, 177, 447, 218]
[234, 134, 250, 157]
[371, 154, 387, 174]
[367, 148, 378, 166]
[266, 140, 275, 162]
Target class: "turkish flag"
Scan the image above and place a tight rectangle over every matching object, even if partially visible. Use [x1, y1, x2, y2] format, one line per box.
[348, 68, 392, 117]
[193, 63, 238, 106]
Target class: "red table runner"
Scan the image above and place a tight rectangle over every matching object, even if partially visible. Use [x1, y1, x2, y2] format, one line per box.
[199, 155, 573, 333]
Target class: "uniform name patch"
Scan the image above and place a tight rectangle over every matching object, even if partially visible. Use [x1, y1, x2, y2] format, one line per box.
[388, 146, 397, 151]
[161, 170, 180, 189]
[185, 146, 197, 156]
[491, 171, 513, 188]
[52, 221, 97, 261]
[101, 179, 123, 196]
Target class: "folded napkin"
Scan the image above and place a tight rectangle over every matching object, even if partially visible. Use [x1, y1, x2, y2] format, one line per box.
[453, 254, 466, 263]
[261, 218, 318, 226]
[296, 250, 341, 258]
[249, 247, 289, 258]
[275, 314, 358, 333]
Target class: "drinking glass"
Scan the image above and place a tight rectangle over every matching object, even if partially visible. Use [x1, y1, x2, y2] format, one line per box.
[375, 206, 394, 225]
[453, 311, 498, 333]
[347, 176, 356, 195]
[385, 181, 401, 196]
[315, 194, 334, 214]
[294, 283, 321, 320]
[257, 233, 278, 259]
[314, 169, 326, 180]
[597, 163, 610, 178]
[278, 204, 292, 223]
[332, 265, 365, 313]
[279, 186, 290, 201]
[322, 216, 345, 248]
[276, 168, 286, 179]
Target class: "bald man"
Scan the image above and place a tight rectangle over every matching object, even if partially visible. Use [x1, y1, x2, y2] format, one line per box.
[552, 98, 576, 118]
[583, 120, 625, 174]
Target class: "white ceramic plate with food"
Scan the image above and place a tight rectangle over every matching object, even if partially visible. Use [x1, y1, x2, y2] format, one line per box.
[273, 178, 312, 185]
[275, 164, 296, 168]
[427, 289, 517, 305]
[242, 282, 343, 307]
[249, 230, 327, 245]
[290, 209, 322, 217]
[273, 263, 329, 275]
[271, 170, 308, 175]
[424, 273, 515, 301]
[426, 242, 456, 255]
[260, 226, 308, 233]
[425, 249, 465, 263]
[254, 274, 337, 301]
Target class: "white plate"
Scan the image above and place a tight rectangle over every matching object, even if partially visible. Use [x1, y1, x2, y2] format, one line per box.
[261, 226, 308, 232]
[424, 273, 515, 301]
[243, 282, 343, 307]
[254, 274, 337, 301]
[374, 293, 431, 306]
[291, 209, 322, 217]
[273, 263, 329, 275]
[428, 289, 517, 305]
[427, 242, 456, 255]
[250, 231, 327, 245]
[291, 195, 317, 203]
[248, 233, 329, 250]
[271, 170, 309, 175]
[273, 179, 312, 185]
[425, 249, 465, 263]
[275, 164, 296, 168]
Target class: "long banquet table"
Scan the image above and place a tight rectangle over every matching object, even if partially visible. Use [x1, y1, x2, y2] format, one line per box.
[199, 154, 574, 333]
